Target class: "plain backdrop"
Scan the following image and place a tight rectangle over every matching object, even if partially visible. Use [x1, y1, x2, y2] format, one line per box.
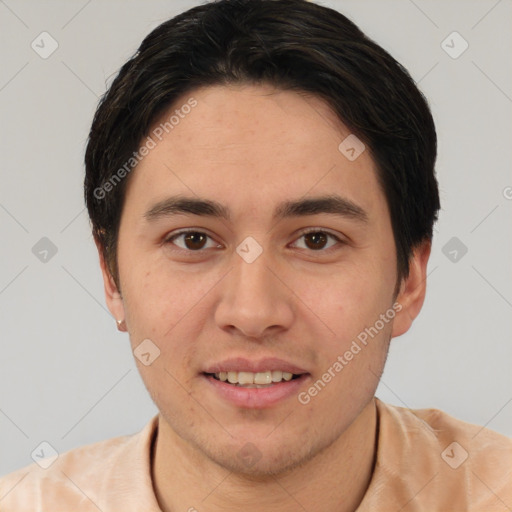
[0, 0, 511, 476]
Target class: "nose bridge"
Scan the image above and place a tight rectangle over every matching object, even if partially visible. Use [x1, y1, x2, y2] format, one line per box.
[234, 248, 273, 299]
[214, 242, 294, 337]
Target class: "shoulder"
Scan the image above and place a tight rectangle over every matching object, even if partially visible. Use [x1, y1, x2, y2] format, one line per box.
[0, 415, 159, 511]
[370, 399, 512, 511]
[383, 400, 512, 465]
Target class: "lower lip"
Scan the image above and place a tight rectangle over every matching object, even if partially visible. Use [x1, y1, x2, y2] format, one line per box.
[202, 373, 310, 409]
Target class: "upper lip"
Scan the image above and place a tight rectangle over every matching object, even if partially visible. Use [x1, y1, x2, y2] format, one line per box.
[203, 357, 309, 375]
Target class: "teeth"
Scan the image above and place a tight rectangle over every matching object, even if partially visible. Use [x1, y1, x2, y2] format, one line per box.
[255, 371, 272, 385]
[238, 371, 254, 385]
[271, 370, 283, 383]
[213, 370, 297, 386]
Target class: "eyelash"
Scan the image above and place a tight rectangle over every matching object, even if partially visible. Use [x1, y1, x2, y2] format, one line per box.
[164, 228, 345, 255]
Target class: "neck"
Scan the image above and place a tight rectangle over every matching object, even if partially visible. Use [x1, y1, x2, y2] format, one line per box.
[152, 398, 377, 512]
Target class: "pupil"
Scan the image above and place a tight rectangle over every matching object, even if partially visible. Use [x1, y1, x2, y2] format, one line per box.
[305, 232, 327, 250]
[185, 232, 206, 250]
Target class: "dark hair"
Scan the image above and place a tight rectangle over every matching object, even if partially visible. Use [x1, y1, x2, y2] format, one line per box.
[85, 0, 440, 288]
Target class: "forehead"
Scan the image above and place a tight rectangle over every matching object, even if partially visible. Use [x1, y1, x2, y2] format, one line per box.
[125, 84, 386, 222]
[167, 83, 354, 165]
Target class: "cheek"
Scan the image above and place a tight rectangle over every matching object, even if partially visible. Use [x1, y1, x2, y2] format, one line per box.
[120, 259, 179, 328]
[121, 270, 164, 342]
[120, 261, 223, 360]
[299, 263, 390, 340]
[295, 264, 395, 406]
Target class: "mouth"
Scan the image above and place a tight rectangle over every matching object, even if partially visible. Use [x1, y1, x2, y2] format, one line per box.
[204, 370, 304, 388]
[201, 366, 310, 408]
[201, 357, 310, 408]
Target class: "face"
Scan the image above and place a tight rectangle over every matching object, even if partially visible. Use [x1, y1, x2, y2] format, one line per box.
[101, 84, 425, 476]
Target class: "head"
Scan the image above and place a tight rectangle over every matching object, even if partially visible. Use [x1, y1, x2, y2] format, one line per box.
[85, 0, 439, 476]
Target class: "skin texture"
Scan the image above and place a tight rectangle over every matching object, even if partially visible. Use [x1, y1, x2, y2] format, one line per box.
[98, 84, 431, 511]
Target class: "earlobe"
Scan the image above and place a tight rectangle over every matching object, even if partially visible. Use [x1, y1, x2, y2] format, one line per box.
[95, 238, 127, 332]
[391, 240, 432, 338]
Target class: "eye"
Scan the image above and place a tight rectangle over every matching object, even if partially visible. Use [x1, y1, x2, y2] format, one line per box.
[164, 228, 344, 253]
[291, 229, 344, 252]
[165, 230, 221, 251]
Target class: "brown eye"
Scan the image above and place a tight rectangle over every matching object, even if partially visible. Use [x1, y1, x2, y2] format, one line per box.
[291, 229, 343, 252]
[166, 230, 218, 251]
[303, 232, 328, 250]
[182, 232, 208, 250]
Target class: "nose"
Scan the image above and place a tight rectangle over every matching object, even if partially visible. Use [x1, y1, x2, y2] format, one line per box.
[214, 248, 294, 339]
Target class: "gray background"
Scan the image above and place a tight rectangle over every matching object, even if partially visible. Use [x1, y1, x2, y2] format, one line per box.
[1, 0, 511, 476]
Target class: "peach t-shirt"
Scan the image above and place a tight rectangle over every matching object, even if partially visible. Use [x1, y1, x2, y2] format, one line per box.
[1, 398, 511, 511]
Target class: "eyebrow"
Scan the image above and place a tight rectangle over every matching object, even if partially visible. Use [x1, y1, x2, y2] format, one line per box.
[144, 194, 368, 224]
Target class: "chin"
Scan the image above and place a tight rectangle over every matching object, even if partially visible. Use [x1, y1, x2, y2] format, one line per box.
[202, 433, 322, 479]
[215, 448, 311, 479]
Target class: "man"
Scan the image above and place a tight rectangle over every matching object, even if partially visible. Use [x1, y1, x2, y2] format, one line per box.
[1, 0, 510, 510]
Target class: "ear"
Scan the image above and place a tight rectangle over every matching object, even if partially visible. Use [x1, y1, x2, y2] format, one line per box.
[391, 240, 431, 338]
[95, 238, 127, 332]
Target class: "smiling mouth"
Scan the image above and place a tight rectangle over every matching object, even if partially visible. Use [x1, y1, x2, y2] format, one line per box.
[204, 370, 305, 388]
